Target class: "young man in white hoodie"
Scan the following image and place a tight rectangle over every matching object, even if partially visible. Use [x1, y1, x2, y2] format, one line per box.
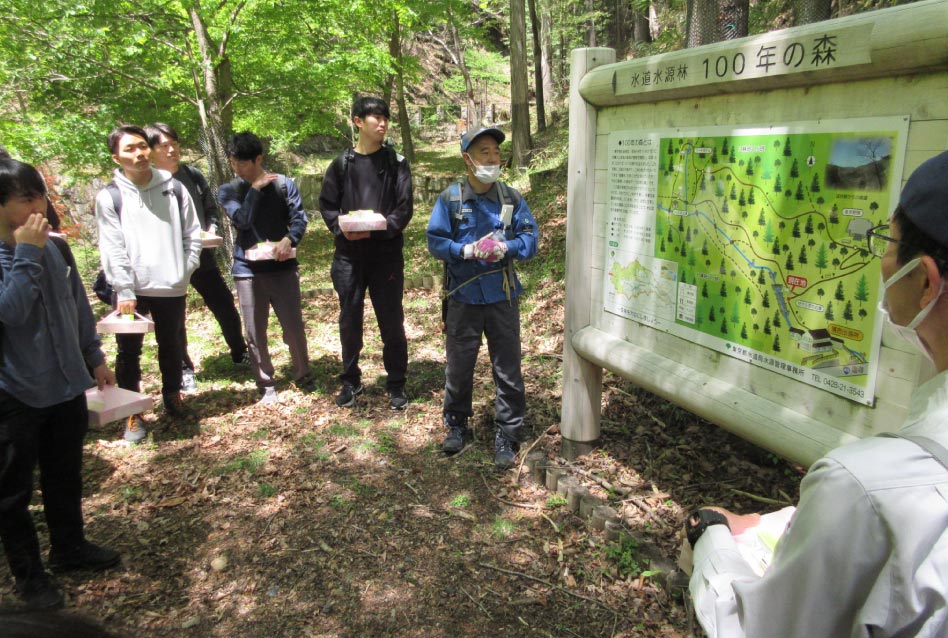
[95, 125, 202, 441]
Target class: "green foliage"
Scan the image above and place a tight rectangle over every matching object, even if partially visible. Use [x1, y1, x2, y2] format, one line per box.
[546, 494, 568, 508]
[450, 493, 472, 508]
[215, 449, 269, 475]
[490, 517, 516, 538]
[441, 47, 509, 95]
[603, 534, 653, 578]
[0, 0, 393, 172]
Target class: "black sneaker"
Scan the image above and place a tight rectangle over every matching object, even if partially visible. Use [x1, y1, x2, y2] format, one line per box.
[15, 573, 64, 610]
[48, 541, 121, 573]
[388, 387, 408, 410]
[442, 425, 469, 454]
[442, 414, 469, 454]
[494, 432, 520, 469]
[296, 374, 317, 393]
[163, 392, 186, 418]
[335, 383, 364, 407]
[232, 350, 250, 366]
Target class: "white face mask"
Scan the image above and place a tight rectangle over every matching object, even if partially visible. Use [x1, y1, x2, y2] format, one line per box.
[468, 159, 501, 184]
[878, 257, 943, 361]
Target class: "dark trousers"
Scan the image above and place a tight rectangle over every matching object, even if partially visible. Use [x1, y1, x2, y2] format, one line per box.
[330, 252, 408, 390]
[444, 297, 525, 441]
[235, 269, 310, 389]
[115, 295, 186, 397]
[0, 392, 87, 580]
[181, 253, 246, 370]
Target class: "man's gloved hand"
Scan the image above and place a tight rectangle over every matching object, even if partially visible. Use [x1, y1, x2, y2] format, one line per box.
[463, 244, 475, 259]
[473, 236, 508, 262]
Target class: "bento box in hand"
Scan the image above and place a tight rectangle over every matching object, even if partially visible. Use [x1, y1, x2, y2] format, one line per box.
[86, 385, 153, 426]
[201, 231, 223, 247]
[96, 311, 155, 334]
[338, 210, 387, 233]
[245, 241, 297, 261]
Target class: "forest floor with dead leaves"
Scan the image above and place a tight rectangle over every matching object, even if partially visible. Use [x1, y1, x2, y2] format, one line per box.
[0, 279, 804, 637]
[0, 164, 806, 637]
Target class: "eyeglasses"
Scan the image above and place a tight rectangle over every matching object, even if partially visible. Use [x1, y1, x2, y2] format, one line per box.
[866, 224, 898, 258]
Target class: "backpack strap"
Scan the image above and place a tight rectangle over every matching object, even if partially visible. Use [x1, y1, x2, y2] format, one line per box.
[105, 182, 123, 218]
[339, 146, 405, 200]
[448, 181, 463, 238]
[171, 179, 185, 214]
[494, 181, 519, 296]
[181, 164, 205, 198]
[274, 174, 289, 206]
[48, 236, 77, 273]
[105, 180, 185, 220]
[440, 182, 465, 332]
[879, 432, 948, 472]
[341, 148, 355, 185]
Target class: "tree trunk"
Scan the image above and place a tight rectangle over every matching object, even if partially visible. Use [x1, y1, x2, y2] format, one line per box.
[633, 5, 652, 45]
[510, 0, 532, 168]
[606, 0, 632, 58]
[686, 0, 720, 47]
[719, 0, 749, 40]
[540, 8, 555, 103]
[648, 1, 661, 40]
[187, 4, 232, 189]
[389, 14, 414, 162]
[585, 0, 596, 47]
[449, 21, 478, 127]
[187, 1, 243, 264]
[795, 0, 832, 24]
[528, 0, 546, 131]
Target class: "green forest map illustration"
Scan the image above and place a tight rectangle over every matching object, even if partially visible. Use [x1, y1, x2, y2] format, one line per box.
[605, 125, 904, 404]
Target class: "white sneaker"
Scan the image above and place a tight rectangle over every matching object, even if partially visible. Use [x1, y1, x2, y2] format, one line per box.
[181, 369, 198, 394]
[258, 386, 278, 405]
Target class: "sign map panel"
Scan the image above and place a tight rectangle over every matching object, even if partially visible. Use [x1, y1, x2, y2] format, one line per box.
[604, 118, 908, 405]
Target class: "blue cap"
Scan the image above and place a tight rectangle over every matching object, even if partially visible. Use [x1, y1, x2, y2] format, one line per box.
[900, 150, 948, 250]
[460, 126, 505, 153]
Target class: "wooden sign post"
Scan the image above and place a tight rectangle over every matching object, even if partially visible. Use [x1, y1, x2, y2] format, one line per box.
[561, 0, 948, 465]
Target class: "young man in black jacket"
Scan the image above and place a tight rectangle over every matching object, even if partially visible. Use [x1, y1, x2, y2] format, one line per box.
[319, 97, 413, 409]
[217, 132, 313, 405]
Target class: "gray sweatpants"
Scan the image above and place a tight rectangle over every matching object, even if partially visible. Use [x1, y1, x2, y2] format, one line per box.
[236, 269, 310, 389]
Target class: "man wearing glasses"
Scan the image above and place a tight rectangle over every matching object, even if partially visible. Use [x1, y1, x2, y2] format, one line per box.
[687, 150, 948, 638]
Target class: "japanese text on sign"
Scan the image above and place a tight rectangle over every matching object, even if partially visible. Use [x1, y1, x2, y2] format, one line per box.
[615, 24, 870, 97]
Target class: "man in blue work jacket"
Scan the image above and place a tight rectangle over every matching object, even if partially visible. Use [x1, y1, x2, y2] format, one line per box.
[426, 126, 539, 469]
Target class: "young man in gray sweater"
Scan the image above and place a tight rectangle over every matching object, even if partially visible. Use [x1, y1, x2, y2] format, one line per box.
[95, 125, 202, 441]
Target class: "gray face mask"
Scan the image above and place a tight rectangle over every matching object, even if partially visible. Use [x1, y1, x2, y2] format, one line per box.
[878, 257, 944, 362]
